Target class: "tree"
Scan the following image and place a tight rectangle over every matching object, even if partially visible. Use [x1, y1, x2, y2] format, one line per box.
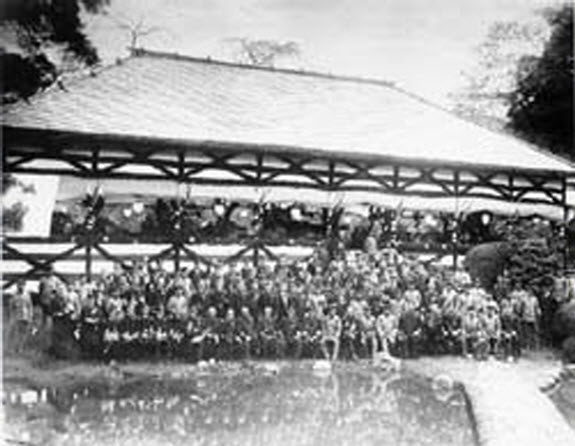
[1, 176, 36, 233]
[507, 5, 574, 159]
[223, 38, 300, 67]
[450, 18, 548, 129]
[1, 0, 110, 103]
[3, 202, 28, 232]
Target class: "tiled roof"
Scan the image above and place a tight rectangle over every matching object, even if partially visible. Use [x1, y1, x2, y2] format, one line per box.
[3, 48, 573, 173]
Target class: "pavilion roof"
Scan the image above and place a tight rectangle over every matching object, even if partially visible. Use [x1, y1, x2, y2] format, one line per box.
[2, 48, 574, 174]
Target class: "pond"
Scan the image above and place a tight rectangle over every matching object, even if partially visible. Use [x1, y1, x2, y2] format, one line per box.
[3, 361, 477, 446]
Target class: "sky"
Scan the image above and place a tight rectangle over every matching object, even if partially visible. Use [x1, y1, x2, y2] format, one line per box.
[85, 0, 567, 104]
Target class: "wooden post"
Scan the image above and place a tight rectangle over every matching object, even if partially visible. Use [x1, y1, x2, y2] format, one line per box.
[85, 242, 92, 282]
[451, 224, 458, 271]
[252, 201, 264, 269]
[84, 205, 97, 283]
[562, 176, 569, 271]
[174, 242, 181, 272]
[453, 170, 460, 271]
[252, 244, 259, 268]
[174, 201, 182, 272]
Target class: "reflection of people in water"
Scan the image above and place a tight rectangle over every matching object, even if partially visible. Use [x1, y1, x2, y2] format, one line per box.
[321, 370, 341, 417]
[431, 374, 455, 403]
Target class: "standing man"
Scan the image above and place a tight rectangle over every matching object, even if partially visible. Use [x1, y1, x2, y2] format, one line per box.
[520, 285, 541, 351]
[321, 306, 342, 361]
[376, 303, 398, 357]
[500, 296, 521, 360]
[482, 302, 502, 357]
[461, 306, 480, 358]
[8, 281, 34, 354]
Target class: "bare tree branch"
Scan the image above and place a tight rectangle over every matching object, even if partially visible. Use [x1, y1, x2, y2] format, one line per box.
[223, 38, 301, 67]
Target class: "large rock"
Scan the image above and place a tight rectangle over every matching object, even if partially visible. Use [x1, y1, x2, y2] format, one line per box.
[50, 316, 81, 360]
[562, 336, 575, 364]
[465, 242, 513, 289]
[553, 301, 575, 342]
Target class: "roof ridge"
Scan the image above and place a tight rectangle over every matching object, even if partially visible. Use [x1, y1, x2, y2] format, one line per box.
[130, 47, 397, 89]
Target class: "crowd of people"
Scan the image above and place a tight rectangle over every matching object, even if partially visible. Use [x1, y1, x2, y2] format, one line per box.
[7, 248, 548, 363]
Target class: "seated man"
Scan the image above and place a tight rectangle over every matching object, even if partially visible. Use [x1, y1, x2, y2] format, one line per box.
[280, 306, 301, 359]
[220, 307, 243, 360]
[198, 306, 221, 361]
[183, 304, 203, 362]
[295, 308, 323, 359]
[397, 306, 423, 359]
[441, 311, 462, 355]
[321, 306, 342, 361]
[102, 322, 121, 361]
[152, 319, 169, 359]
[423, 301, 444, 355]
[237, 306, 257, 359]
[258, 306, 286, 359]
[341, 308, 361, 361]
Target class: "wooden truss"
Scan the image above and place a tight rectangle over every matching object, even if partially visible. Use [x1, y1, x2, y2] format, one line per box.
[4, 127, 570, 207]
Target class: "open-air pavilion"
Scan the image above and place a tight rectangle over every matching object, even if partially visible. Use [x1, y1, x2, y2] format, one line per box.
[3, 48, 575, 287]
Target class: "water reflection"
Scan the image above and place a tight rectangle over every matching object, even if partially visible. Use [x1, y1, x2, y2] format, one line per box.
[3, 362, 475, 446]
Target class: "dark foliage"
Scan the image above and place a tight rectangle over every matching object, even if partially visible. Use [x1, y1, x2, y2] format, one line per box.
[1, 0, 109, 102]
[501, 217, 562, 298]
[2, 174, 18, 194]
[1, 175, 36, 232]
[2, 201, 27, 231]
[507, 5, 574, 159]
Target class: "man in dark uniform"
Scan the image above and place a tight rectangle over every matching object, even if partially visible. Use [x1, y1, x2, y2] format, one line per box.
[198, 306, 221, 361]
[397, 306, 423, 358]
[500, 297, 521, 360]
[38, 270, 59, 325]
[237, 305, 257, 359]
[79, 291, 105, 359]
[441, 310, 462, 355]
[321, 306, 342, 361]
[295, 307, 322, 359]
[183, 304, 203, 362]
[341, 307, 361, 360]
[220, 307, 242, 360]
[424, 302, 444, 355]
[280, 306, 300, 359]
[258, 305, 285, 359]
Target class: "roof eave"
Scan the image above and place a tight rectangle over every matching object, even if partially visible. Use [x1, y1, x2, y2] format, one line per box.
[3, 125, 574, 177]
